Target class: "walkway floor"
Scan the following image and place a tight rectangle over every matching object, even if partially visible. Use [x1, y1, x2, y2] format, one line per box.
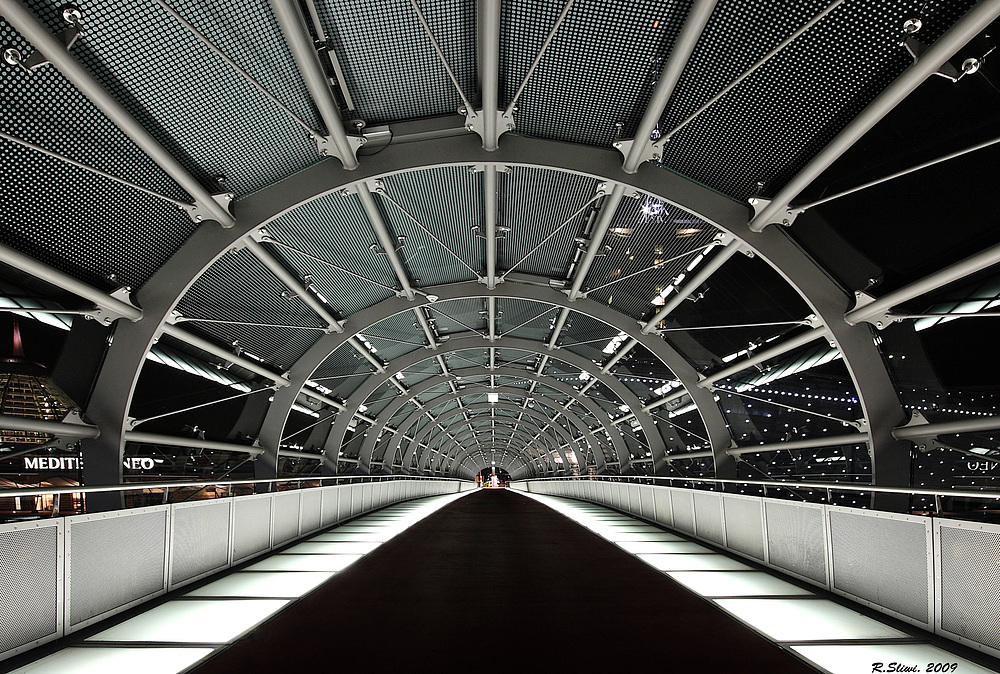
[195, 489, 816, 672]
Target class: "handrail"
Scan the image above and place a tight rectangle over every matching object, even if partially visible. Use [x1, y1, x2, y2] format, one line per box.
[515, 474, 1000, 501]
[0, 475, 468, 499]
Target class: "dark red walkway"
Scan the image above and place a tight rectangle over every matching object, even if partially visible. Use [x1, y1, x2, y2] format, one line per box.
[195, 489, 815, 673]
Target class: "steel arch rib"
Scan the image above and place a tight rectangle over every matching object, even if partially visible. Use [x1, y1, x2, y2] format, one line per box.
[315, 334, 662, 476]
[83, 133, 898, 488]
[83, 134, 736, 488]
[419, 397, 603, 474]
[417, 405, 571, 473]
[420, 421, 560, 475]
[408, 411, 559, 475]
[386, 396, 582, 474]
[399, 400, 579, 474]
[389, 393, 606, 472]
[358, 365, 625, 470]
[412, 420, 553, 476]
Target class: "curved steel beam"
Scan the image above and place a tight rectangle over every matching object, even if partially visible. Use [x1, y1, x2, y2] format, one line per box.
[268, 283, 717, 477]
[378, 394, 581, 472]
[419, 409, 567, 473]
[409, 413, 556, 476]
[390, 392, 604, 472]
[422, 421, 558, 475]
[317, 334, 661, 477]
[86, 134, 736, 490]
[423, 395, 607, 473]
[87, 134, 894, 491]
[358, 365, 626, 470]
[401, 400, 579, 473]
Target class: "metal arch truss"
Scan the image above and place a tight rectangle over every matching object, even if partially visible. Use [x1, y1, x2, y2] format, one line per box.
[405, 402, 577, 475]
[79, 133, 902, 491]
[388, 393, 607, 474]
[358, 365, 625, 472]
[311, 333, 666, 476]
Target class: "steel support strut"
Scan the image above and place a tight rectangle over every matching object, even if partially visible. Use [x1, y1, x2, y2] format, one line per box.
[0, 0, 234, 227]
[749, 0, 1000, 231]
[269, 0, 363, 168]
[618, 0, 719, 172]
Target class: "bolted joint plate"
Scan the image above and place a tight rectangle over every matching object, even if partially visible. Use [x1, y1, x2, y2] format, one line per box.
[466, 108, 515, 148]
[849, 291, 897, 329]
[747, 196, 802, 231]
[613, 136, 669, 169]
[314, 133, 367, 161]
[180, 192, 235, 227]
[87, 286, 141, 325]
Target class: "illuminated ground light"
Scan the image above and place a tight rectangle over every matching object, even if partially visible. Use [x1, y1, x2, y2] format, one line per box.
[12, 491, 470, 674]
[520, 492, 996, 674]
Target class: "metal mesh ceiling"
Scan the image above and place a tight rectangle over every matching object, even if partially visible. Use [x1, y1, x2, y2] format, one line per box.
[498, 166, 598, 278]
[380, 167, 484, 286]
[4, 0, 994, 486]
[265, 193, 400, 317]
[500, 0, 693, 146]
[657, 0, 975, 200]
[24, 0, 323, 197]
[312, 0, 475, 121]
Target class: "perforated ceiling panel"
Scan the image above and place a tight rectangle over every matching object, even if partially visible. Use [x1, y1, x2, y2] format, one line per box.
[313, 0, 475, 121]
[42, 0, 321, 193]
[0, 16, 194, 291]
[265, 191, 400, 317]
[498, 166, 598, 278]
[657, 0, 975, 200]
[501, 0, 693, 146]
[585, 197, 719, 321]
[177, 247, 325, 368]
[379, 167, 484, 286]
[312, 345, 379, 392]
[363, 311, 430, 353]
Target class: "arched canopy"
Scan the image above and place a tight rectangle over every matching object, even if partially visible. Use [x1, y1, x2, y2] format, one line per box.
[5, 0, 994, 495]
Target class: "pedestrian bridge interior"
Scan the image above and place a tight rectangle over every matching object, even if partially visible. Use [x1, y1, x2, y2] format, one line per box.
[1, 0, 1000, 670]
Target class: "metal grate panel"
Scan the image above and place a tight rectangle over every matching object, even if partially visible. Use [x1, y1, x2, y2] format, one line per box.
[266, 192, 400, 318]
[499, 166, 597, 278]
[272, 492, 300, 546]
[0, 12, 196, 292]
[0, 521, 61, 659]
[380, 167, 483, 286]
[639, 485, 655, 520]
[657, 0, 974, 201]
[671, 488, 695, 534]
[627, 484, 641, 516]
[300, 489, 323, 534]
[828, 508, 931, 626]
[693, 491, 724, 545]
[168, 500, 231, 590]
[501, 0, 692, 147]
[232, 495, 272, 562]
[21, 0, 323, 197]
[339, 485, 354, 520]
[66, 508, 168, 630]
[722, 495, 765, 561]
[313, 0, 475, 121]
[764, 499, 827, 587]
[937, 521, 1000, 656]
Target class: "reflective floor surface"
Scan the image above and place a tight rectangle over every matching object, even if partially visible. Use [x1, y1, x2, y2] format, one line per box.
[522, 492, 999, 674]
[8, 492, 470, 674]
